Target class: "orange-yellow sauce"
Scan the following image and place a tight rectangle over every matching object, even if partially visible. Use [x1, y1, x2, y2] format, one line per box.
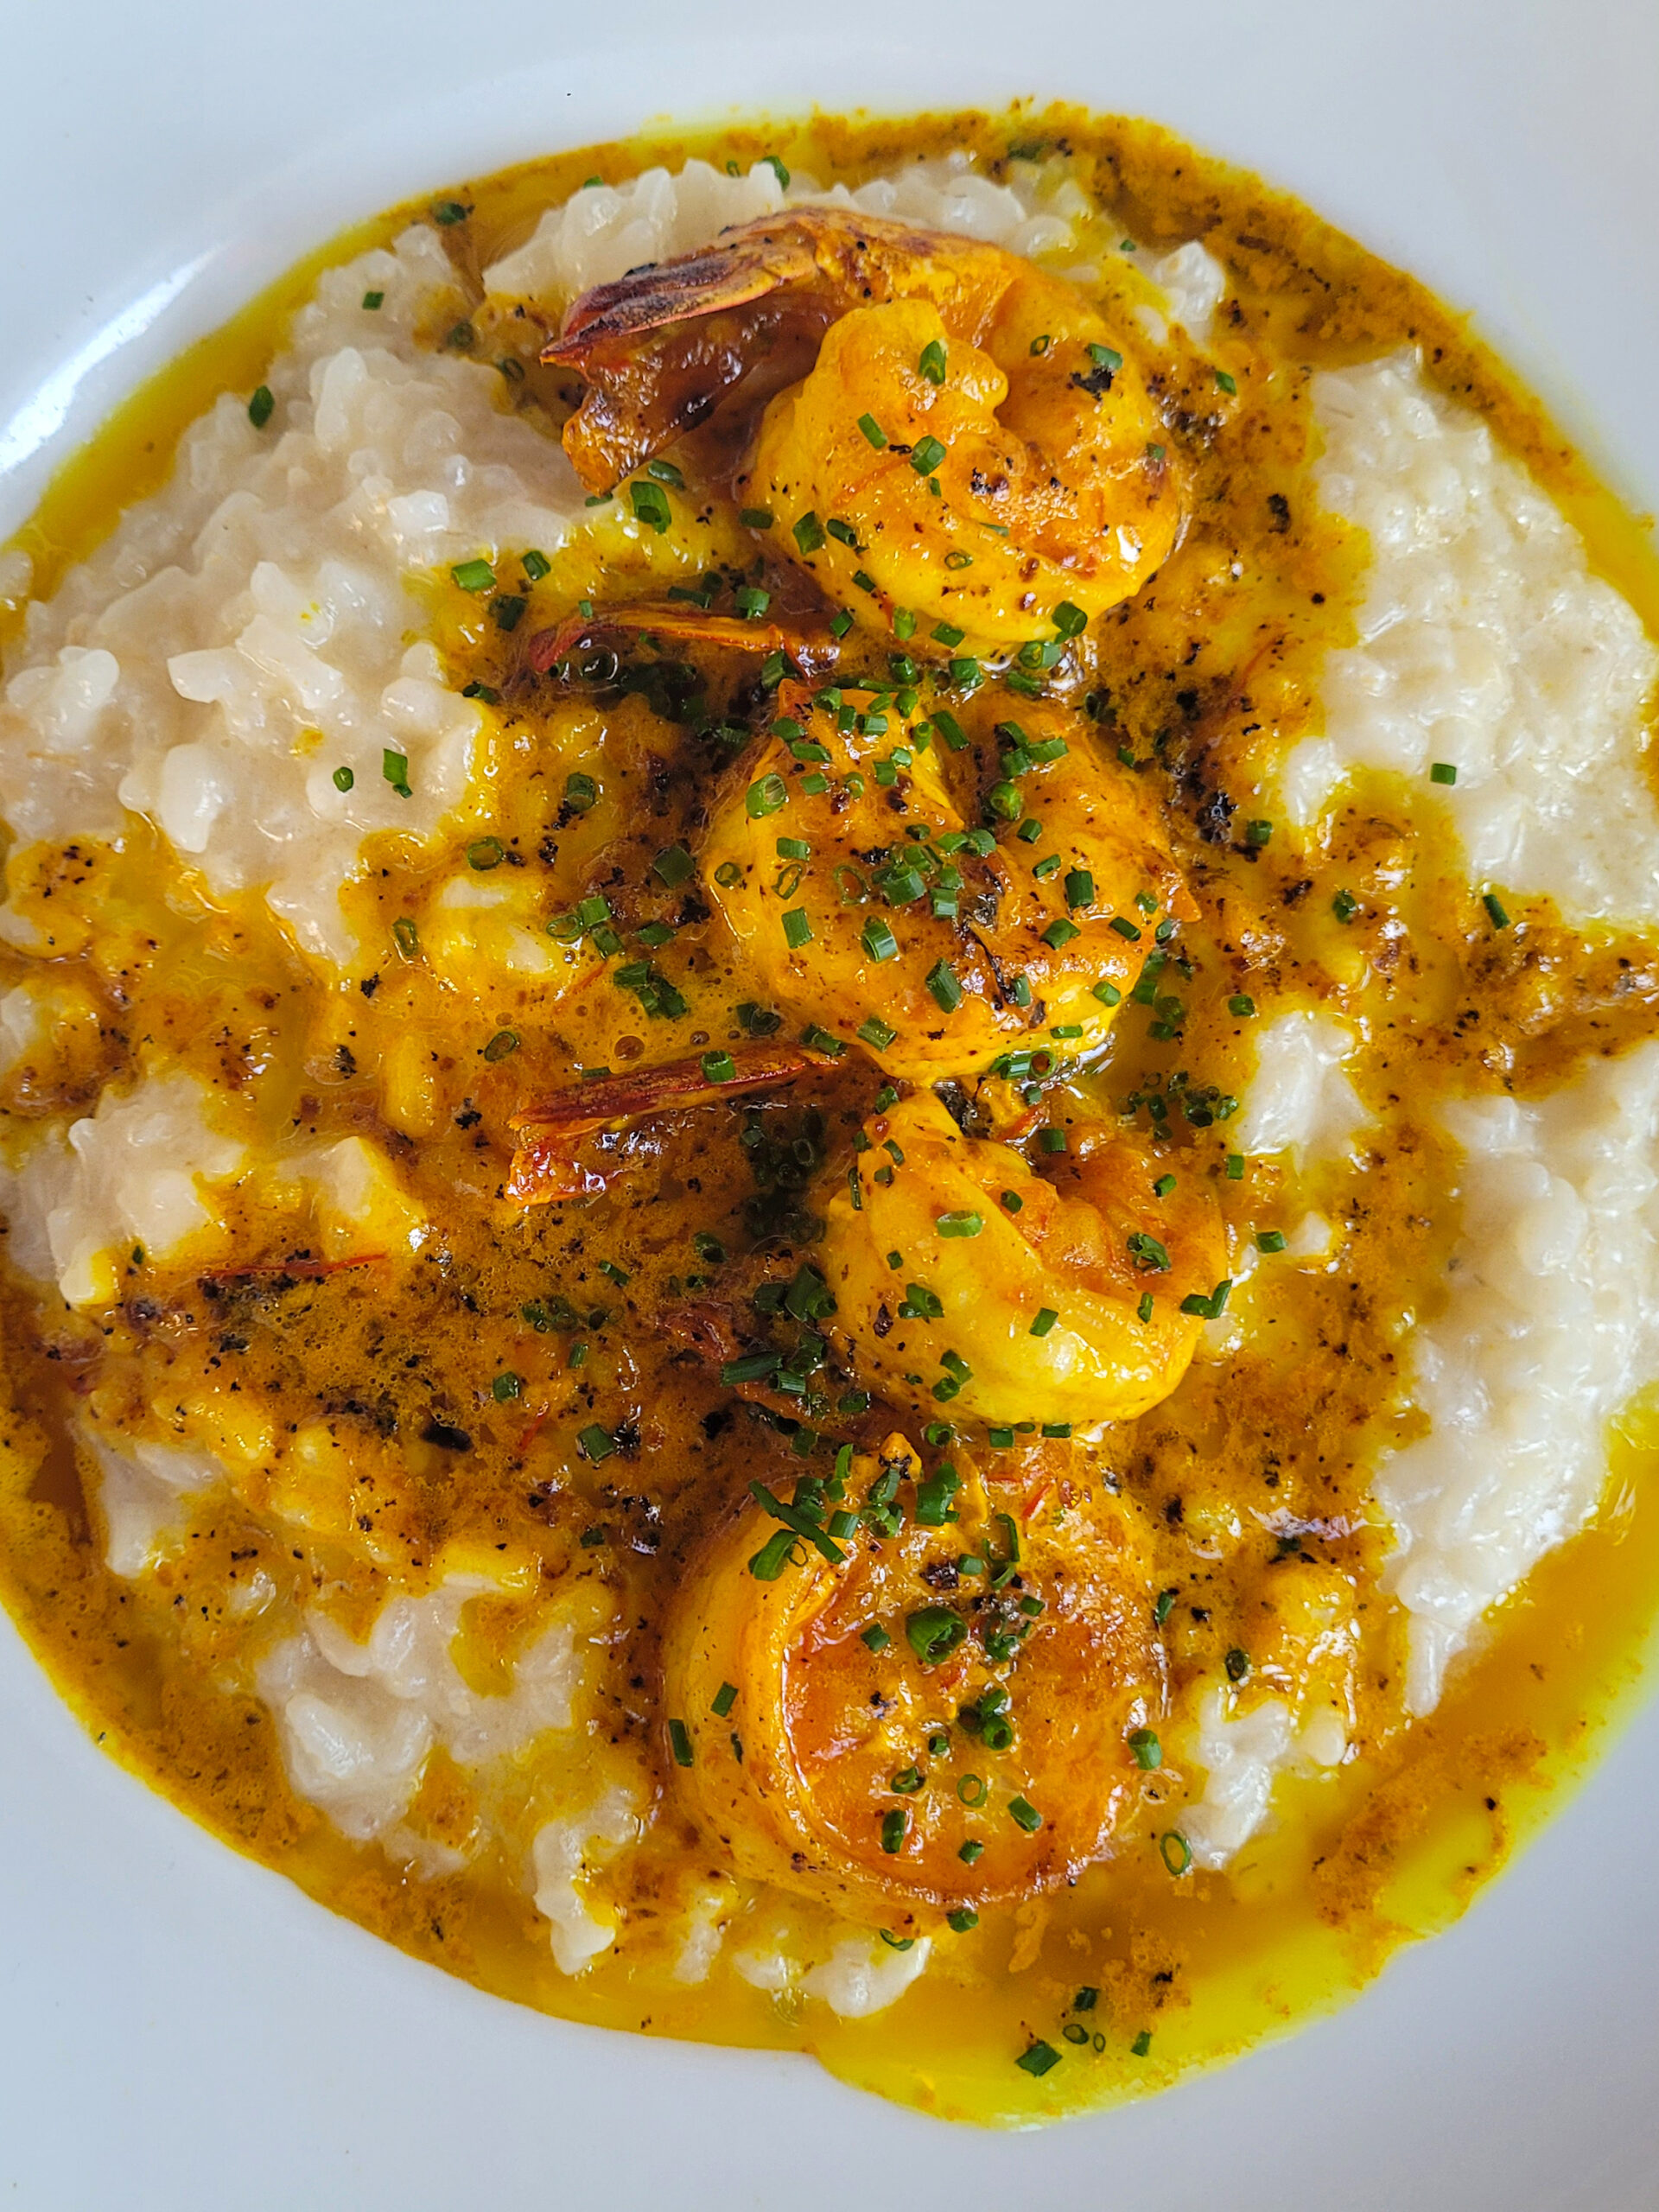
[2, 105, 1658, 2126]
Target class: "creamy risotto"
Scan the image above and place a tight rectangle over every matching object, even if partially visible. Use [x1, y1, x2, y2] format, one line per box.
[2, 109, 1657, 2125]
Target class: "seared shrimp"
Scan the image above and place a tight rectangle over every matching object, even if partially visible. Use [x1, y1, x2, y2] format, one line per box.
[699, 683, 1188, 1083]
[821, 1090, 1227, 1428]
[662, 1433, 1160, 1929]
[546, 208, 1182, 646]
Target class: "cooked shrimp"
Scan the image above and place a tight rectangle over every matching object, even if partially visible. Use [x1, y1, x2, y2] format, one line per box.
[699, 683, 1189, 1083]
[820, 1090, 1228, 1428]
[546, 208, 1182, 646]
[661, 1433, 1160, 1929]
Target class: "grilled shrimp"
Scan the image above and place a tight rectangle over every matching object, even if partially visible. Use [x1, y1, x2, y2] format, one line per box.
[661, 1433, 1160, 1929]
[821, 1090, 1227, 1429]
[699, 683, 1189, 1083]
[545, 208, 1182, 646]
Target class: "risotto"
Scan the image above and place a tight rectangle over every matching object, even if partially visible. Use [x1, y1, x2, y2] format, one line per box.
[2, 107, 1657, 2125]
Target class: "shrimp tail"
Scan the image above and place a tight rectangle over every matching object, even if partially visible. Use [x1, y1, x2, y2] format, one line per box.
[543, 209, 990, 491]
[524, 603, 838, 677]
[507, 1044, 818, 1205]
[543, 228, 825, 365]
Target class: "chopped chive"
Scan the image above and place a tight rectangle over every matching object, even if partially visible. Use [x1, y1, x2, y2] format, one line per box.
[652, 843, 695, 889]
[880, 1808, 907, 1853]
[1008, 1795, 1042, 1834]
[1154, 1588, 1178, 1625]
[1137, 1291, 1154, 1323]
[1064, 868, 1095, 910]
[748, 1528, 799, 1580]
[1109, 915, 1142, 941]
[1484, 891, 1511, 929]
[629, 480, 672, 533]
[332, 765, 354, 791]
[858, 414, 888, 448]
[1431, 761, 1459, 785]
[911, 434, 947, 474]
[1039, 1127, 1066, 1154]
[1332, 887, 1359, 924]
[1216, 369, 1238, 395]
[782, 907, 812, 950]
[1160, 1831, 1193, 1877]
[577, 1423, 616, 1462]
[668, 1718, 694, 1767]
[861, 1624, 892, 1654]
[937, 1211, 982, 1238]
[1256, 1228, 1287, 1254]
[1128, 1727, 1162, 1770]
[432, 200, 468, 225]
[1229, 993, 1256, 1017]
[1246, 818, 1274, 847]
[483, 1028, 519, 1063]
[1029, 1307, 1059, 1338]
[1226, 1153, 1245, 1179]
[861, 916, 899, 963]
[1153, 1174, 1176, 1198]
[1041, 918, 1080, 950]
[1132, 2030, 1154, 2056]
[856, 1015, 899, 1050]
[700, 1050, 737, 1084]
[382, 747, 411, 797]
[1016, 2040, 1060, 2077]
[747, 772, 789, 818]
[790, 511, 828, 557]
[520, 548, 550, 582]
[947, 1908, 978, 1932]
[1225, 1647, 1251, 1681]
[1128, 1231, 1170, 1273]
[925, 960, 963, 1013]
[918, 338, 947, 385]
[247, 385, 275, 429]
[361, 289, 385, 310]
[906, 1606, 966, 1664]
[451, 557, 495, 593]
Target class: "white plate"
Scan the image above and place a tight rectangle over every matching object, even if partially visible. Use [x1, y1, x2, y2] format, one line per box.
[3, 3, 1658, 2204]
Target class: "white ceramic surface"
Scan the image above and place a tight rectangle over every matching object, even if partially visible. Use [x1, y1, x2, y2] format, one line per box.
[3, 3, 1657, 2204]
